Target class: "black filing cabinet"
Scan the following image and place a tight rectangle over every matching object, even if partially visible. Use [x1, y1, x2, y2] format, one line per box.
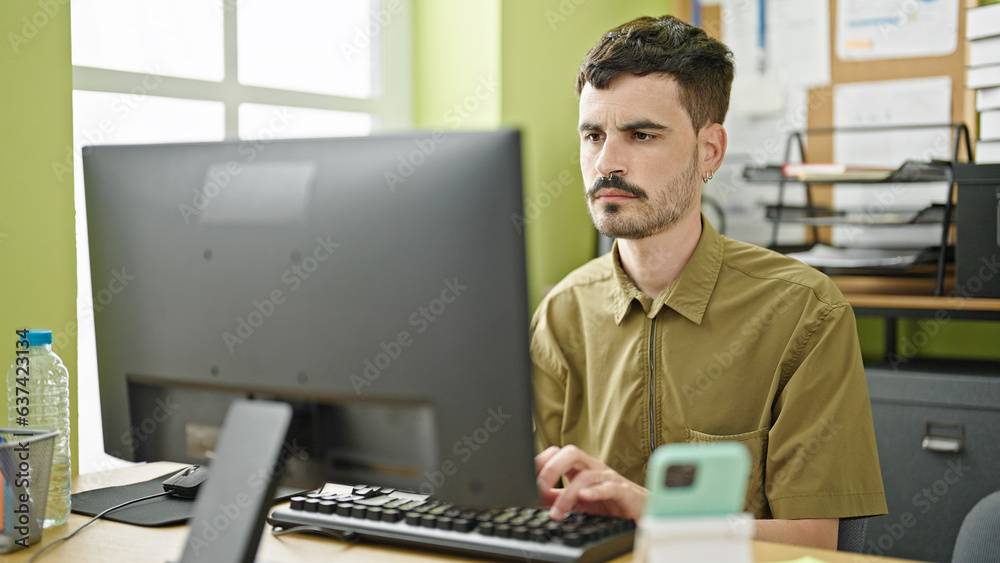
[954, 163, 1000, 299]
[863, 360, 1000, 562]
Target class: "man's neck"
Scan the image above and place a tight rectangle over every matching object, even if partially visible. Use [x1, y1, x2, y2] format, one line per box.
[617, 211, 703, 299]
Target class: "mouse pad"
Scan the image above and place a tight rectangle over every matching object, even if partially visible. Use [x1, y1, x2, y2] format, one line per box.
[71, 470, 309, 527]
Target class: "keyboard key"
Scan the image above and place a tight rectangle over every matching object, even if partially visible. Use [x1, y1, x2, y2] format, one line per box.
[384, 498, 409, 509]
[356, 495, 395, 507]
[429, 503, 452, 515]
[564, 532, 585, 547]
[353, 486, 378, 498]
[411, 502, 436, 514]
[529, 528, 549, 542]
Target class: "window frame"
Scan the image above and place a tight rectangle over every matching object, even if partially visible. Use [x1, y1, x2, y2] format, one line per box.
[72, 0, 412, 474]
[71, 0, 413, 137]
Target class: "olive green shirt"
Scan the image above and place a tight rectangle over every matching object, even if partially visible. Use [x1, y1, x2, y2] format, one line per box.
[531, 219, 887, 519]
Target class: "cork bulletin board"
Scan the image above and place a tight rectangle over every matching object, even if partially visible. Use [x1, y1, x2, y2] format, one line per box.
[687, 0, 976, 245]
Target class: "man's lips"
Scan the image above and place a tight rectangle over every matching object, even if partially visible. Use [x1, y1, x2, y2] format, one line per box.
[587, 175, 647, 201]
[593, 188, 638, 201]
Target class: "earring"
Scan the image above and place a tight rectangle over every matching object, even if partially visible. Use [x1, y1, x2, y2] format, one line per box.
[702, 171, 713, 184]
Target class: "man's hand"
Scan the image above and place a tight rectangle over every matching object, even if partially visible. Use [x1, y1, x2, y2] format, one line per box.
[535, 445, 650, 521]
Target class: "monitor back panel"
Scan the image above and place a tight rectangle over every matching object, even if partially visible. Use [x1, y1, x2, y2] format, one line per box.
[83, 131, 537, 508]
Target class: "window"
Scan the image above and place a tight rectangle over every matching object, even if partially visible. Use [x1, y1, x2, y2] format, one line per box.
[71, 0, 412, 473]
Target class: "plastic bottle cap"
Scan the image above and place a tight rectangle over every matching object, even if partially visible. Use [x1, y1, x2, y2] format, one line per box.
[26, 330, 53, 346]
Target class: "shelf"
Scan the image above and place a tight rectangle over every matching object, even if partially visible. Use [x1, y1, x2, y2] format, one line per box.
[766, 204, 949, 226]
[740, 124, 975, 297]
[831, 273, 949, 295]
[847, 294, 1000, 319]
[743, 160, 952, 184]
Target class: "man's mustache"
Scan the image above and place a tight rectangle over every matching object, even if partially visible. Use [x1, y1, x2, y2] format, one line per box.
[586, 175, 648, 200]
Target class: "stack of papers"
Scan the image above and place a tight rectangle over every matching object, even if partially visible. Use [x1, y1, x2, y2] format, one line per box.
[781, 163, 894, 182]
[786, 245, 924, 269]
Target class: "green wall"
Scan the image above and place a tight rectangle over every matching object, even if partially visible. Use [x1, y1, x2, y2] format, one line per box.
[858, 317, 1000, 365]
[414, 0, 673, 309]
[0, 1, 78, 470]
[413, 0, 502, 130]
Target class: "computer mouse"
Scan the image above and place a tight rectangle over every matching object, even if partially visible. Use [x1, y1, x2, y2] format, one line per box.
[162, 465, 210, 499]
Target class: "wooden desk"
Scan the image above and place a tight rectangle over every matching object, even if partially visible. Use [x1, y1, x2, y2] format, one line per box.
[7, 462, 921, 562]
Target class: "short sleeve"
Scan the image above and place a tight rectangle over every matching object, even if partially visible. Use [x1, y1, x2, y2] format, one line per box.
[764, 303, 888, 519]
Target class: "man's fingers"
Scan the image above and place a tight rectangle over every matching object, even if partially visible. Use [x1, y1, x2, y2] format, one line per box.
[534, 445, 648, 521]
[535, 445, 596, 490]
[548, 467, 611, 520]
[578, 479, 627, 503]
[534, 446, 561, 473]
[577, 477, 650, 520]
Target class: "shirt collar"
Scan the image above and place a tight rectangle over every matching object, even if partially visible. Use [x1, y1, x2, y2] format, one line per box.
[610, 216, 724, 325]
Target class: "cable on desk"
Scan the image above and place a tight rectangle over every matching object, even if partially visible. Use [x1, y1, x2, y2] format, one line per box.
[26, 491, 172, 563]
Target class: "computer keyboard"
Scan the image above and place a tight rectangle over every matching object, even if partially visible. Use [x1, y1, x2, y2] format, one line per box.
[267, 484, 636, 563]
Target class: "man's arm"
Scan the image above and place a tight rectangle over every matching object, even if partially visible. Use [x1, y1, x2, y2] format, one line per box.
[536, 446, 840, 550]
[755, 518, 839, 550]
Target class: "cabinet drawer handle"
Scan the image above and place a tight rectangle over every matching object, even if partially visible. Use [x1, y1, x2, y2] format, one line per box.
[921, 421, 964, 453]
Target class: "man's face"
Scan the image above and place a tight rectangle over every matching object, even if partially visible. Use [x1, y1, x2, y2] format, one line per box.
[578, 73, 701, 240]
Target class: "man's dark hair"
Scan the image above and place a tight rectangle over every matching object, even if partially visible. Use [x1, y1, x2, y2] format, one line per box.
[576, 15, 735, 132]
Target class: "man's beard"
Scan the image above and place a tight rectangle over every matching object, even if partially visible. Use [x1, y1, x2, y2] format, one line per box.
[586, 148, 700, 240]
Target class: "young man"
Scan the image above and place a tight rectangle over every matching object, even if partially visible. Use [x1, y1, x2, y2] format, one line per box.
[531, 15, 887, 549]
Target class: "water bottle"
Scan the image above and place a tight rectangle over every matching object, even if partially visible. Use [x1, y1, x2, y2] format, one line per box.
[6, 330, 71, 528]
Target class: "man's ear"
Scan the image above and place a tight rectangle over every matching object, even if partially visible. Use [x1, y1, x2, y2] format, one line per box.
[698, 123, 727, 175]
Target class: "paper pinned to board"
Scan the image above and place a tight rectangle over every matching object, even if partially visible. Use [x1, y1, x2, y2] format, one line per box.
[837, 0, 959, 60]
[719, 0, 830, 246]
[769, 0, 831, 88]
[724, 0, 830, 118]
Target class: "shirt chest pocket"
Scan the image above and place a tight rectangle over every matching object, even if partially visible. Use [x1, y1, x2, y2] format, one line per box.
[683, 427, 770, 518]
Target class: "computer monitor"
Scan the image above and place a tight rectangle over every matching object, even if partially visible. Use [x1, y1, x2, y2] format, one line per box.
[82, 130, 537, 508]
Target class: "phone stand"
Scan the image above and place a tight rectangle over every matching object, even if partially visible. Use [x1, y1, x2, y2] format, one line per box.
[633, 512, 755, 563]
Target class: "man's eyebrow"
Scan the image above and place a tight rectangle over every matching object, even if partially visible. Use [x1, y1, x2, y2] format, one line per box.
[577, 120, 671, 133]
[618, 120, 669, 132]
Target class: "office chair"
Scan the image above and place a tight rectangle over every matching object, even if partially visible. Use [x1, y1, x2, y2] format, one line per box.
[952, 490, 1000, 563]
[837, 518, 868, 553]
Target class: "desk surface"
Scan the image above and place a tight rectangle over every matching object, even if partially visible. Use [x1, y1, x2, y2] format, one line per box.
[7, 462, 921, 563]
